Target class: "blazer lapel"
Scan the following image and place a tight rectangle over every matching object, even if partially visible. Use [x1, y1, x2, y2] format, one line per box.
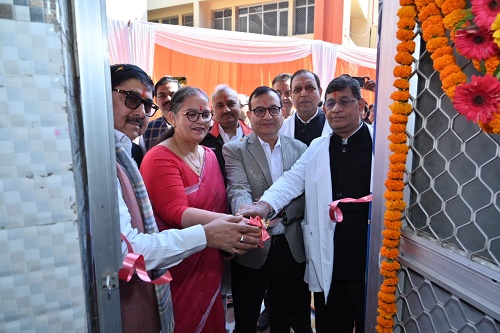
[247, 133, 273, 186]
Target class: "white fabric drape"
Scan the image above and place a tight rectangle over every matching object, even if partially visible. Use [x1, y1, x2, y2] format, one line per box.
[311, 40, 338, 91]
[129, 21, 156, 76]
[108, 19, 131, 65]
[107, 19, 376, 82]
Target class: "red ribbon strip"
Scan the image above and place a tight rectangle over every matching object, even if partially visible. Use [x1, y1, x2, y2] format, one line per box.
[119, 234, 173, 285]
[328, 194, 373, 222]
[248, 216, 271, 248]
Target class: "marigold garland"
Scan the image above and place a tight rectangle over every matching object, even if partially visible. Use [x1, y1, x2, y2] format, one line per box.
[378, 1, 500, 331]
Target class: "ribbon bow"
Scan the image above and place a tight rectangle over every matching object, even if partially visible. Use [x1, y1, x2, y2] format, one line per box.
[248, 216, 271, 248]
[119, 234, 173, 285]
[328, 194, 373, 222]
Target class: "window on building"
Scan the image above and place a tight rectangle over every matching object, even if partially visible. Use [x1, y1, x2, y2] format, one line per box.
[183, 14, 194, 27]
[295, 0, 314, 35]
[213, 9, 232, 31]
[156, 16, 179, 25]
[237, 2, 288, 36]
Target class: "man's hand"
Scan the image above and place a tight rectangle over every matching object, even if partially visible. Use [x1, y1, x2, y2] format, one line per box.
[363, 79, 376, 92]
[203, 215, 261, 256]
[236, 201, 271, 219]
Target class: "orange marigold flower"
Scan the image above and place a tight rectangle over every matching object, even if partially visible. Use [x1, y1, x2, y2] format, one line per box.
[393, 65, 413, 78]
[479, 111, 500, 134]
[389, 114, 409, 124]
[398, 5, 418, 18]
[384, 190, 404, 201]
[427, 37, 450, 52]
[378, 299, 398, 314]
[380, 267, 398, 277]
[385, 210, 403, 221]
[388, 171, 405, 180]
[382, 260, 402, 271]
[383, 238, 401, 248]
[380, 284, 397, 295]
[440, 0, 466, 16]
[422, 24, 447, 40]
[431, 45, 454, 60]
[377, 316, 395, 328]
[388, 133, 407, 144]
[398, 17, 417, 29]
[439, 64, 462, 81]
[397, 29, 416, 41]
[435, 0, 446, 7]
[390, 143, 410, 154]
[385, 179, 405, 191]
[415, 0, 429, 9]
[389, 163, 406, 172]
[384, 220, 403, 231]
[382, 229, 402, 239]
[418, 2, 442, 21]
[395, 51, 414, 65]
[384, 277, 399, 286]
[378, 291, 397, 303]
[394, 78, 411, 90]
[397, 40, 416, 53]
[381, 246, 400, 259]
[390, 102, 413, 115]
[390, 123, 408, 133]
[433, 54, 457, 71]
[400, 0, 415, 6]
[442, 71, 468, 90]
[385, 200, 407, 211]
[474, 55, 500, 75]
[443, 8, 466, 30]
[390, 90, 411, 101]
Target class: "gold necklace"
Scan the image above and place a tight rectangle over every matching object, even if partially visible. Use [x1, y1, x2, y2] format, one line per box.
[172, 136, 201, 173]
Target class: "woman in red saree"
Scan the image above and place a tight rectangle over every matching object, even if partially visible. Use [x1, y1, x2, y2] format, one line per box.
[141, 86, 228, 332]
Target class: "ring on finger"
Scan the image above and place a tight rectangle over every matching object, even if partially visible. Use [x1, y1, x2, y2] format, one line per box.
[239, 234, 244, 243]
[233, 249, 238, 256]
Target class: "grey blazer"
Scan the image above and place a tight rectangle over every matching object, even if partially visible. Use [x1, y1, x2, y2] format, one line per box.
[223, 132, 307, 269]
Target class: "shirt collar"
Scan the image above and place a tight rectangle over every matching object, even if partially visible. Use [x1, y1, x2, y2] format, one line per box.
[295, 108, 320, 124]
[257, 135, 281, 150]
[114, 129, 132, 156]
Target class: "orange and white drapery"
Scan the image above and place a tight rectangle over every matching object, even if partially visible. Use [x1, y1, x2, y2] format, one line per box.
[107, 19, 377, 109]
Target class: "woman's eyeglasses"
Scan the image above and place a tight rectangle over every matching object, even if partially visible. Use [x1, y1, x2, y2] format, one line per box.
[251, 106, 282, 118]
[112, 89, 159, 117]
[181, 110, 213, 123]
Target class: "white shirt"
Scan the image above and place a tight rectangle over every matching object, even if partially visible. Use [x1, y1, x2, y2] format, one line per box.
[115, 130, 207, 271]
[258, 136, 285, 235]
[219, 124, 244, 143]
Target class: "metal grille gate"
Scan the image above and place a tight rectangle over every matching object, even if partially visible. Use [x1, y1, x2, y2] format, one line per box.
[391, 9, 500, 333]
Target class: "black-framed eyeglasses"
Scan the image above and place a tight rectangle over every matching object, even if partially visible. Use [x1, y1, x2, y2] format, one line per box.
[251, 106, 282, 118]
[112, 89, 159, 117]
[324, 97, 358, 110]
[180, 110, 213, 123]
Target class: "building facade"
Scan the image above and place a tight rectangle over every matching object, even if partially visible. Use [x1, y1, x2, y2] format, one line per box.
[147, 0, 378, 48]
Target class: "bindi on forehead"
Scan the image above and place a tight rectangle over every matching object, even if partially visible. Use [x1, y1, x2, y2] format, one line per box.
[199, 105, 202, 111]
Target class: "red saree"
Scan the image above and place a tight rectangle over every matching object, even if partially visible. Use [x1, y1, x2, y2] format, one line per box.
[141, 146, 227, 333]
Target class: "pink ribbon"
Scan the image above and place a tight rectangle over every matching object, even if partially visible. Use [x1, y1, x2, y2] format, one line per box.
[248, 216, 271, 248]
[119, 234, 173, 285]
[328, 194, 373, 222]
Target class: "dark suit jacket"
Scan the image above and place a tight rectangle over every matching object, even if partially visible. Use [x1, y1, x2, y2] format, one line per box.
[223, 132, 307, 269]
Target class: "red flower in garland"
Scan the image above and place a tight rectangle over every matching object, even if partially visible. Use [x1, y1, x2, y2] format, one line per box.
[472, 0, 500, 29]
[454, 27, 500, 60]
[453, 74, 500, 123]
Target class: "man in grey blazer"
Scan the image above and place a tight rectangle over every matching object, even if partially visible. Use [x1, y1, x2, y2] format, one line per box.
[223, 86, 311, 333]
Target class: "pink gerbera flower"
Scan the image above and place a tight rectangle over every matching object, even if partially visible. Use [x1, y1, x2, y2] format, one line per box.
[472, 0, 500, 29]
[453, 74, 500, 123]
[454, 27, 499, 60]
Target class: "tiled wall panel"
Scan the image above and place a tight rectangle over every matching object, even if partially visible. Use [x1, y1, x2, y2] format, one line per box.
[0, 0, 86, 331]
